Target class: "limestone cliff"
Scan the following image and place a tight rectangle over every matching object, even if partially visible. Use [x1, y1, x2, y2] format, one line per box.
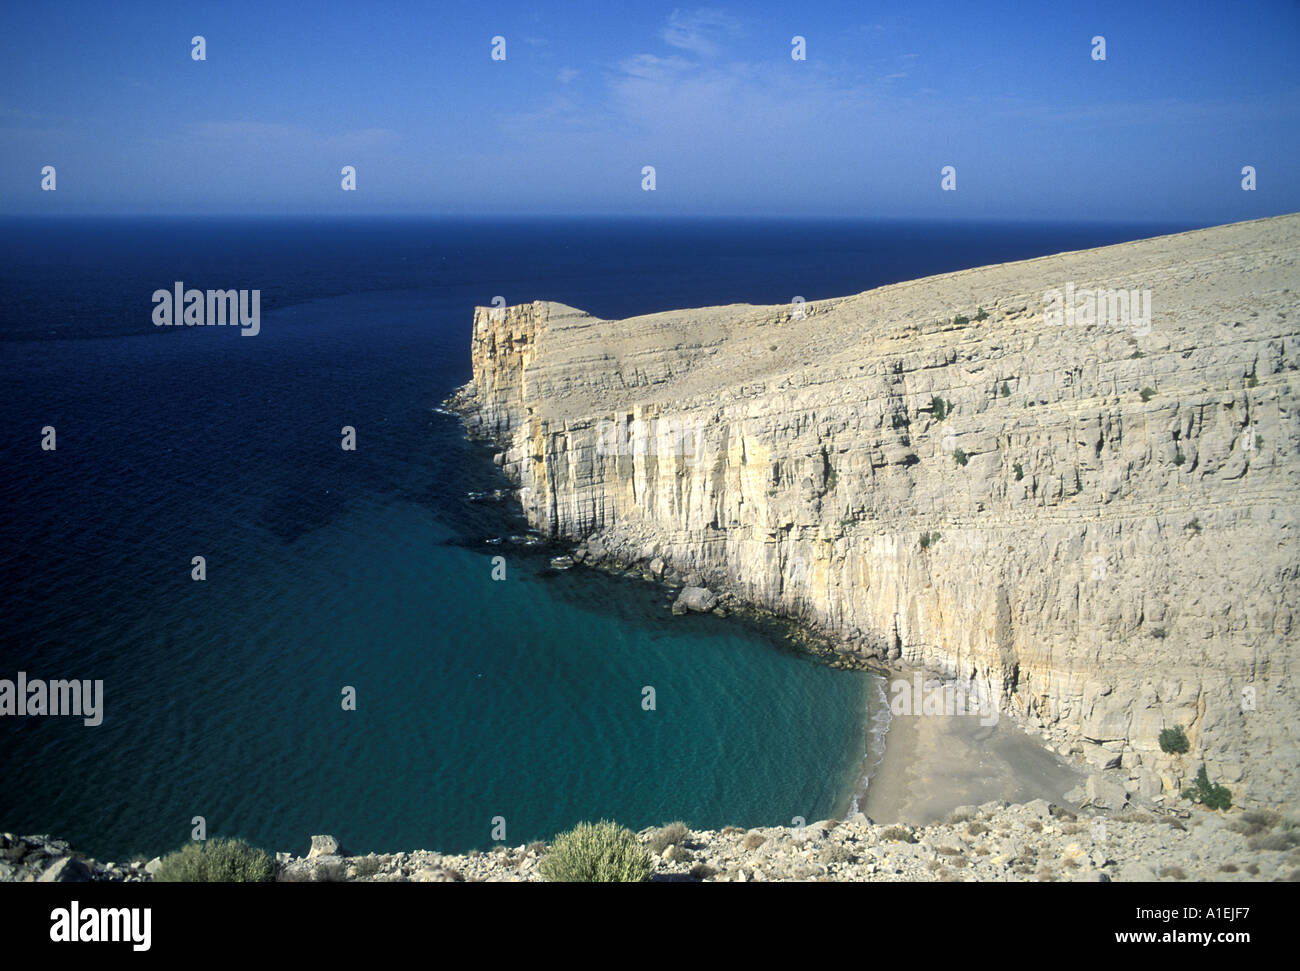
[449, 214, 1300, 807]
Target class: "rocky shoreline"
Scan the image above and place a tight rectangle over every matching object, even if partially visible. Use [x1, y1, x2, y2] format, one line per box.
[7, 798, 1299, 882]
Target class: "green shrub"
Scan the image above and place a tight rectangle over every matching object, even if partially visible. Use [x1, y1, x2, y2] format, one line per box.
[665, 844, 693, 863]
[880, 826, 917, 843]
[154, 838, 276, 883]
[648, 821, 689, 855]
[1247, 374, 1258, 388]
[919, 531, 941, 550]
[931, 396, 949, 421]
[1000, 381, 1010, 397]
[1140, 387, 1156, 402]
[1013, 462, 1024, 481]
[1248, 830, 1300, 852]
[1240, 809, 1280, 830]
[1130, 350, 1145, 359]
[1174, 449, 1186, 466]
[1256, 434, 1264, 451]
[975, 308, 989, 322]
[819, 843, 854, 864]
[1151, 627, 1167, 639]
[538, 820, 651, 882]
[1186, 518, 1201, 532]
[1159, 725, 1190, 755]
[1183, 765, 1232, 811]
[953, 448, 968, 466]
[953, 314, 969, 326]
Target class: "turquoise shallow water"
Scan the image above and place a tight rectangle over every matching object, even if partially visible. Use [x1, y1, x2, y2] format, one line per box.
[2, 485, 876, 859]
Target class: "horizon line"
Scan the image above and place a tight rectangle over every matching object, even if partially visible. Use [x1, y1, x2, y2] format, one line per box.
[0, 211, 1263, 228]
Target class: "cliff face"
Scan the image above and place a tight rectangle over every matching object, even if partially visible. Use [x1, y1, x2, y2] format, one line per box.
[450, 215, 1300, 807]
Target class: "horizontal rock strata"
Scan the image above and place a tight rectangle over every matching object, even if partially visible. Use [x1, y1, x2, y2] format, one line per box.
[449, 214, 1300, 806]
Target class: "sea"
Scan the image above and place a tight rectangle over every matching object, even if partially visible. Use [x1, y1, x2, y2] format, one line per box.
[0, 215, 1203, 860]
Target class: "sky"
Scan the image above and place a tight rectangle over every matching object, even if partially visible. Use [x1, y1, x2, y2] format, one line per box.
[1, 0, 1297, 221]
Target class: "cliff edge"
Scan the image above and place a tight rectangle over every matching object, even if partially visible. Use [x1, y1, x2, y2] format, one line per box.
[449, 214, 1300, 807]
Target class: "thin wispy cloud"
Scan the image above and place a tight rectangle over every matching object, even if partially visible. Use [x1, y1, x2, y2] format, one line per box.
[661, 7, 742, 57]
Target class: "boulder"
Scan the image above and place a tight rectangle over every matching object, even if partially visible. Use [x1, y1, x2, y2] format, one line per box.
[308, 835, 345, 859]
[38, 857, 91, 883]
[1082, 741, 1123, 770]
[1021, 799, 1054, 820]
[673, 587, 717, 615]
[1085, 773, 1130, 811]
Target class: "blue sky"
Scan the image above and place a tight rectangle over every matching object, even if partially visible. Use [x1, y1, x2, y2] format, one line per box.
[1, 0, 1297, 221]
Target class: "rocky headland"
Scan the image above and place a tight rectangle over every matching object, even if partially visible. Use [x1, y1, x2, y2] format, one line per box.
[448, 213, 1300, 813]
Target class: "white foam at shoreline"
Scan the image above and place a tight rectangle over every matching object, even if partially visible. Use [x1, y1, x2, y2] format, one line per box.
[847, 673, 893, 817]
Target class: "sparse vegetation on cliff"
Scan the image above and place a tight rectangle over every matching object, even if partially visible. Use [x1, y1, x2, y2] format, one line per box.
[155, 838, 276, 883]
[1184, 765, 1233, 811]
[1159, 725, 1190, 755]
[648, 821, 689, 855]
[538, 820, 651, 883]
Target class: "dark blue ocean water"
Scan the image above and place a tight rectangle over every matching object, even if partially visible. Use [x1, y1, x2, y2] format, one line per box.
[0, 216, 1201, 860]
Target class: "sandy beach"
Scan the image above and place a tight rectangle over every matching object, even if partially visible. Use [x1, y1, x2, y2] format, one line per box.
[862, 677, 1087, 825]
